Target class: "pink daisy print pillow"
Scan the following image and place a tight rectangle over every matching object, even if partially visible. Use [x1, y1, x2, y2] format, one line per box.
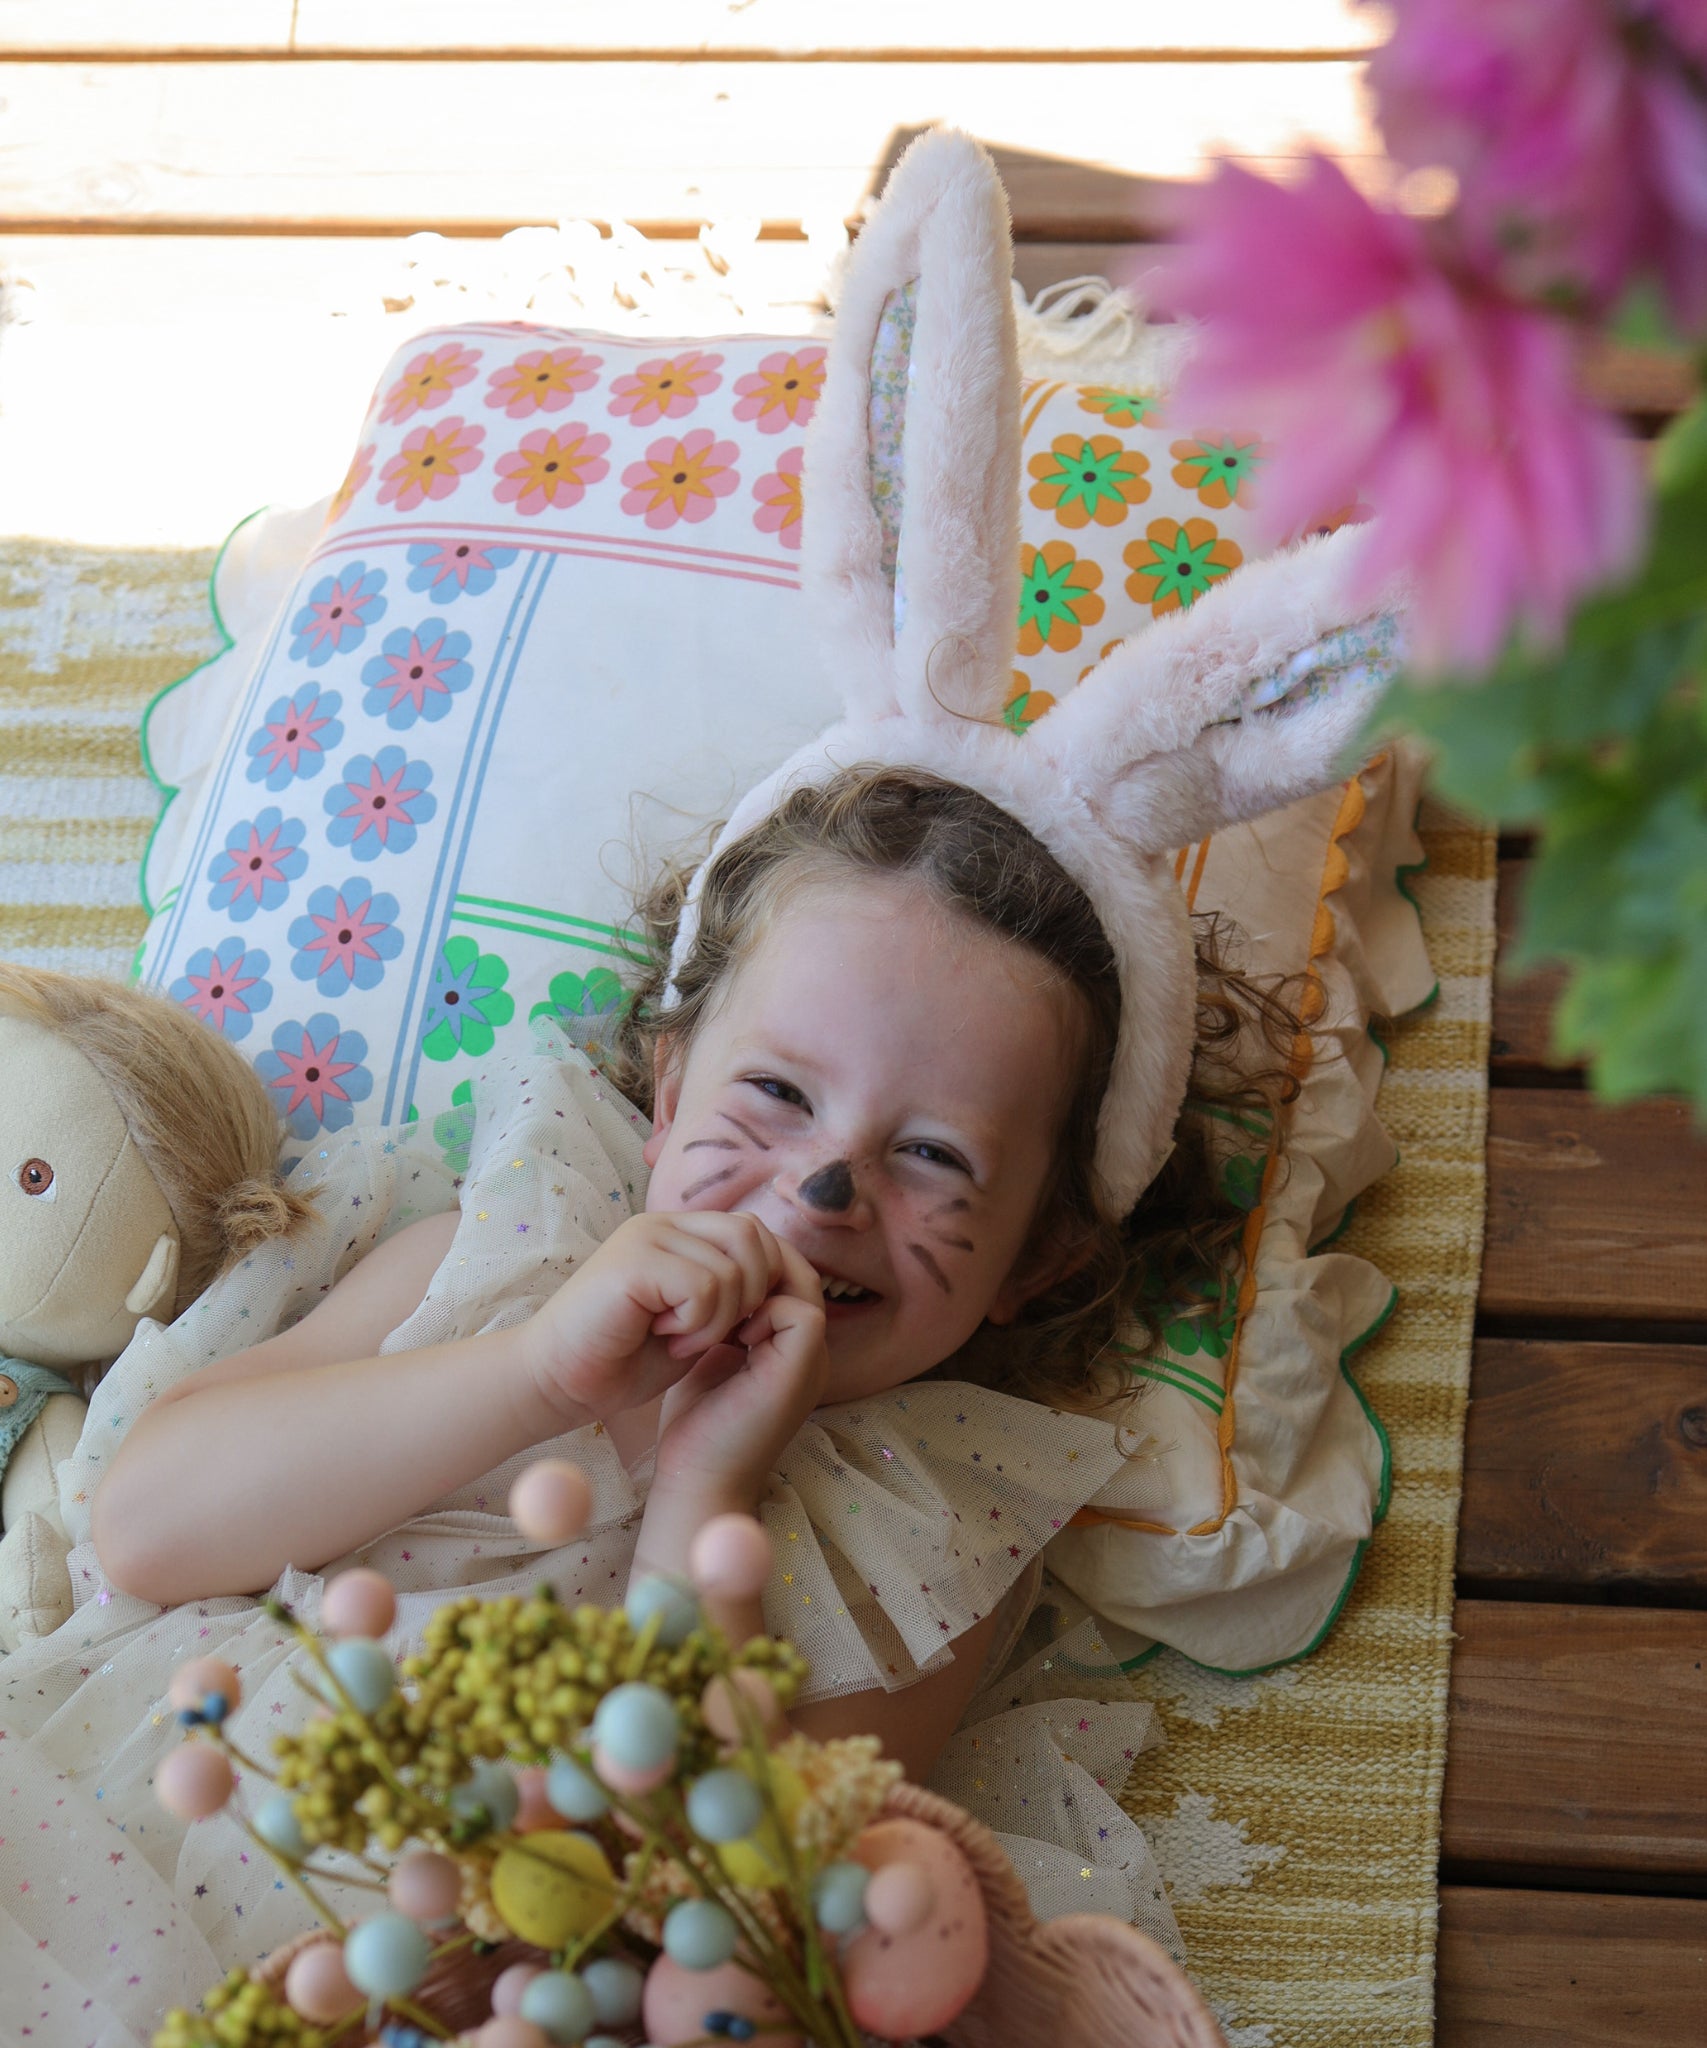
[136, 322, 838, 1147]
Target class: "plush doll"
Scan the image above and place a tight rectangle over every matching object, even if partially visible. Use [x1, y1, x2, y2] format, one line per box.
[0, 964, 314, 1650]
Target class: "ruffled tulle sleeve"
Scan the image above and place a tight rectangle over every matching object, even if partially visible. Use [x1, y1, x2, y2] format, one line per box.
[759, 1382, 1129, 1700]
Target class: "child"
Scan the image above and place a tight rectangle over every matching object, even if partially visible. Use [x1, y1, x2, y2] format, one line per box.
[89, 763, 1298, 1778]
[0, 127, 1397, 2044]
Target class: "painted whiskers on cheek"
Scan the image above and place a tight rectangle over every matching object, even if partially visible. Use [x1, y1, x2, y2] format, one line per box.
[676, 1110, 772, 1204]
[909, 1198, 979, 1294]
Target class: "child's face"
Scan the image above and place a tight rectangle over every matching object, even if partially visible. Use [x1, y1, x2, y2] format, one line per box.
[642, 874, 1081, 1403]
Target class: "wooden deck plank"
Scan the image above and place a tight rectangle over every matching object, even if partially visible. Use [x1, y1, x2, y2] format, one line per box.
[0, 60, 1381, 233]
[1480, 1091, 1707, 1325]
[1459, 1339, 1707, 1589]
[1442, 1602, 1707, 1876]
[0, 0, 1388, 59]
[1492, 857, 1579, 1077]
[1438, 1887, 1707, 2047]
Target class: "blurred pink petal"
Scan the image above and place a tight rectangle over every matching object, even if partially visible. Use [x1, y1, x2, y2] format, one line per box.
[1368, 0, 1707, 322]
[1168, 157, 1646, 673]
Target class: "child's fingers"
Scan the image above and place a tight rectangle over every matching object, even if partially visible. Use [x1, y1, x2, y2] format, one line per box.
[651, 1217, 786, 1340]
[734, 1292, 828, 1396]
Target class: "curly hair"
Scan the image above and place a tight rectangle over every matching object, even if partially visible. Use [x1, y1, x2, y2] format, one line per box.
[603, 764, 1318, 1410]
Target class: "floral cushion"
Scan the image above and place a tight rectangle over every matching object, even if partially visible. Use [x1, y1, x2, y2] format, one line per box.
[134, 320, 1320, 1149]
[136, 322, 842, 1144]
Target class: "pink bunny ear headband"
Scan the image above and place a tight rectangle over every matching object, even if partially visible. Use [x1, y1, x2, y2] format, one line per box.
[667, 131, 1406, 1220]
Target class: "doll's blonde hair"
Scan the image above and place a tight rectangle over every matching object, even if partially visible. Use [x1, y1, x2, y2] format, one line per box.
[0, 965, 314, 1315]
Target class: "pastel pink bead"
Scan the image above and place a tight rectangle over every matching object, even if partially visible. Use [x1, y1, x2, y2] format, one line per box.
[155, 1742, 234, 1820]
[512, 1764, 565, 1834]
[688, 1513, 772, 1601]
[864, 1860, 935, 1935]
[321, 1568, 396, 1640]
[642, 1954, 801, 2048]
[490, 1962, 544, 2017]
[388, 1849, 462, 1923]
[284, 1941, 363, 2024]
[509, 1460, 592, 1545]
[841, 1818, 987, 2040]
[167, 1656, 241, 1714]
[699, 1669, 783, 1747]
[591, 1742, 673, 1797]
[477, 2020, 550, 2048]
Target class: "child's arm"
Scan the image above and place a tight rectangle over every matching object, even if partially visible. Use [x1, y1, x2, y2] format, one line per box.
[93, 1208, 812, 1609]
[627, 1291, 996, 1781]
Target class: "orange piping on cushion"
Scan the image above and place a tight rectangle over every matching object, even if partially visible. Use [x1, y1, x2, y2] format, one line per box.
[1019, 381, 1066, 444]
[1075, 754, 1389, 1541]
[1185, 835, 1212, 911]
[1068, 1506, 1178, 1535]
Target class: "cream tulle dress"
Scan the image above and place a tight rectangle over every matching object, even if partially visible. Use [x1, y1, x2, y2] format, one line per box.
[0, 1030, 1181, 2047]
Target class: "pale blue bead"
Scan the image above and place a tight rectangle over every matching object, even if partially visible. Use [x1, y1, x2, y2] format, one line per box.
[812, 1860, 870, 1934]
[685, 1768, 763, 1845]
[252, 1793, 307, 1864]
[663, 1898, 738, 1971]
[545, 1755, 610, 1822]
[323, 1638, 396, 1715]
[625, 1574, 700, 1648]
[581, 1957, 644, 2027]
[591, 1682, 679, 1773]
[583, 2037, 629, 2048]
[447, 1759, 520, 1830]
[343, 1912, 430, 1997]
[519, 1969, 596, 2044]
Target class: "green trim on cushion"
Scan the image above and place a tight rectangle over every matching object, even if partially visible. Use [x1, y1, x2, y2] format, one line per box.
[450, 906, 649, 966]
[1124, 1360, 1225, 1417]
[448, 892, 647, 962]
[1117, 1281, 1398, 1678]
[1308, 1195, 1359, 1252]
[136, 507, 264, 920]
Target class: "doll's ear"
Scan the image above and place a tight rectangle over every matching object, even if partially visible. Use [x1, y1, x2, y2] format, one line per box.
[804, 128, 1021, 728]
[123, 1232, 179, 1322]
[1030, 525, 1404, 855]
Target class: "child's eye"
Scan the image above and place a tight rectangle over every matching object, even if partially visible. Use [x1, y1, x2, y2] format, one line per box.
[903, 1141, 970, 1173]
[747, 1076, 808, 1109]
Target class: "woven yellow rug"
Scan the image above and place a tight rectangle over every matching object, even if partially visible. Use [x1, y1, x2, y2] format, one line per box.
[1121, 803, 1494, 2048]
[0, 540, 1495, 2048]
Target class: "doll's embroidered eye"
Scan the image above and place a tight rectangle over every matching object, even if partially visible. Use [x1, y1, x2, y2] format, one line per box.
[17, 1157, 55, 1198]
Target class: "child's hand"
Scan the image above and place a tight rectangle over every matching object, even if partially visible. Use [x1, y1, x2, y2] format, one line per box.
[651, 1280, 829, 1501]
[520, 1211, 820, 1427]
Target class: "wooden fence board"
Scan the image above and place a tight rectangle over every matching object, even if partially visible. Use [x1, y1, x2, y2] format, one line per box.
[0, 60, 1380, 232]
[1443, 1602, 1707, 1876]
[0, 1, 1387, 59]
[1438, 1886, 1707, 2048]
[1459, 1339, 1707, 1588]
[1480, 1091, 1707, 1325]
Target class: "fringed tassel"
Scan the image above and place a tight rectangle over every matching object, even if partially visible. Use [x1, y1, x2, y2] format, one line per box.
[1012, 273, 1199, 387]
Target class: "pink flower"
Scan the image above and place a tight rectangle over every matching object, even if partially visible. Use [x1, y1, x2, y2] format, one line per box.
[494, 423, 611, 514]
[1369, 0, 1707, 322]
[1167, 158, 1645, 673]
[485, 346, 603, 418]
[620, 429, 739, 530]
[752, 446, 804, 549]
[733, 348, 827, 433]
[378, 342, 482, 424]
[607, 352, 723, 425]
[377, 417, 485, 511]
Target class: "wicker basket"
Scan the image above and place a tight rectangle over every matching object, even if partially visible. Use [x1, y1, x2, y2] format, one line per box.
[256, 1784, 1226, 2047]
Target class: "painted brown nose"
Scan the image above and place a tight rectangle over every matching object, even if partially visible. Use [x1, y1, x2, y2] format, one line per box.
[798, 1159, 855, 1212]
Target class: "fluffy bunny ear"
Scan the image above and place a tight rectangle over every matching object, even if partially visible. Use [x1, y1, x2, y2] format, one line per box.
[1029, 523, 1405, 856]
[804, 129, 1021, 727]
